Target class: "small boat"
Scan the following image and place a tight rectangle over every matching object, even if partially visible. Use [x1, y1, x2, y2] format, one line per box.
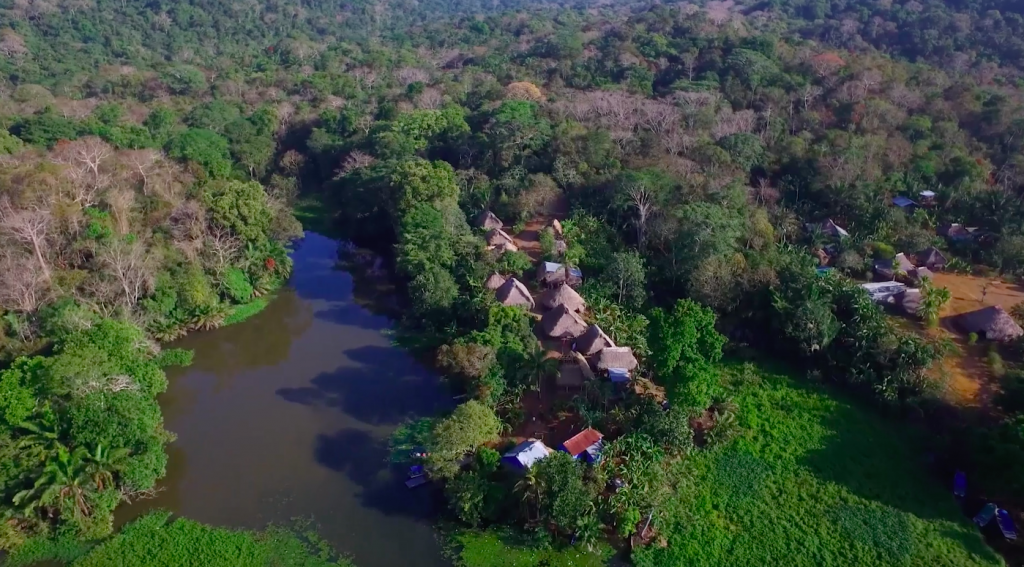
[997, 509, 1018, 540]
[953, 471, 966, 498]
[974, 503, 997, 527]
[405, 465, 428, 489]
[405, 476, 429, 489]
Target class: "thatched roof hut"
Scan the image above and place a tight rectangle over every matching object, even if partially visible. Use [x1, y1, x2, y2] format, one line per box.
[486, 228, 515, 247]
[495, 277, 534, 309]
[806, 219, 849, 238]
[540, 284, 586, 313]
[593, 346, 639, 371]
[541, 304, 588, 339]
[916, 247, 947, 270]
[551, 218, 563, 237]
[951, 306, 1024, 342]
[938, 223, 978, 241]
[558, 352, 593, 388]
[575, 324, 615, 356]
[484, 272, 507, 290]
[892, 289, 921, 316]
[476, 210, 503, 230]
[491, 240, 519, 254]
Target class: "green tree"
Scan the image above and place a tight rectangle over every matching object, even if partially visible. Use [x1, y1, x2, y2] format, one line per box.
[648, 299, 726, 410]
[427, 400, 501, 478]
[534, 452, 592, 536]
[165, 129, 232, 178]
[917, 278, 951, 328]
[14, 446, 94, 519]
[161, 65, 208, 96]
[718, 132, 766, 172]
[203, 180, 272, 243]
[606, 251, 647, 309]
[85, 444, 130, 491]
[515, 346, 560, 391]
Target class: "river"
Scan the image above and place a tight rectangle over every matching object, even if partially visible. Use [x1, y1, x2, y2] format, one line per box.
[117, 232, 452, 567]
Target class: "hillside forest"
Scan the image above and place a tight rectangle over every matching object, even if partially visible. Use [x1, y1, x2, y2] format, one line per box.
[3, 0, 1024, 564]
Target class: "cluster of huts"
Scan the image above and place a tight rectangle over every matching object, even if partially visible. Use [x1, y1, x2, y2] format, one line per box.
[477, 210, 640, 389]
[809, 212, 1024, 343]
[474, 210, 645, 470]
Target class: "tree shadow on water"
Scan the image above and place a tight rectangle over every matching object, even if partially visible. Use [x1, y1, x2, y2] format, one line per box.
[275, 345, 450, 426]
[314, 427, 442, 520]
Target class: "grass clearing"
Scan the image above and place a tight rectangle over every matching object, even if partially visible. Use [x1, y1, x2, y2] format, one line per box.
[224, 296, 271, 326]
[632, 362, 1003, 567]
[5, 511, 352, 567]
[447, 527, 613, 567]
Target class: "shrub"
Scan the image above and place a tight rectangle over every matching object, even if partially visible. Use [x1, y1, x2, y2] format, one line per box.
[219, 267, 254, 303]
[987, 346, 1006, 378]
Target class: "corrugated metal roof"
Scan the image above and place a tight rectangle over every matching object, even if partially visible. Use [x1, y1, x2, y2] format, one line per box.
[561, 429, 604, 458]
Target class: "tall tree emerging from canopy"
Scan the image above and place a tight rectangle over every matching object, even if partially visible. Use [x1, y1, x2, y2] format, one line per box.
[648, 299, 726, 411]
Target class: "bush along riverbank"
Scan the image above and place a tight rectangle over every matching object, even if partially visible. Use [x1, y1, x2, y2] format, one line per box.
[4, 511, 353, 567]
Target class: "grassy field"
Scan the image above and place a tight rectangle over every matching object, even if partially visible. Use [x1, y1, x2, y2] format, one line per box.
[447, 527, 613, 567]
[6, 511, 352, 567]
[632, 363, 1003, 567]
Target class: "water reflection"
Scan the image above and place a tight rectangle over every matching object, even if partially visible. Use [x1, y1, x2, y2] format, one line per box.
[118, 233, 451, 567]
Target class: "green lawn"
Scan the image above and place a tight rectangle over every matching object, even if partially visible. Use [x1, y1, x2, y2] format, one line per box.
[6, 512, 352, 567]
[448, 527, 613, 567]
[632, 363, 1003, 567]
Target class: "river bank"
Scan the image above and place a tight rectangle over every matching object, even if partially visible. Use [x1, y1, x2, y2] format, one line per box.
[4, 232, 453, 567]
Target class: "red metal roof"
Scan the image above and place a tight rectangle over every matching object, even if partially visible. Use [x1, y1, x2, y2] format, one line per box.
[561, 428, 603, 457]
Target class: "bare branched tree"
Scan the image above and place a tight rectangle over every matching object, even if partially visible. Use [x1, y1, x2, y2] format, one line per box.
[629, 184, 656, 251]
[0, 198, 53, 282]
[97, 238, 157, 308]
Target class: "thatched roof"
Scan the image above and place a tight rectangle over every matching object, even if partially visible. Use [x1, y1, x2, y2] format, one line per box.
[951, 306, 1024, 342]
[484, 272, 507, 290]
[575, 324, 615, 356]
[551, 218, 563, 237]
[486, 228, 515, 247]
[593, 346, 639, 371]
[571, 351, 595, 380]
[476, 210, 503, 230]
[541, 304, 588, 339]
[894, 253, 915, 272]
[495, 277, 534, 309]
[939, 223, 977, 240]
[491, 240, 519, 254]
[892, 289, 921, 316]
[540, 284, 586, 312]
[916, 247, 947, 270]
[807, 219, 849, 238]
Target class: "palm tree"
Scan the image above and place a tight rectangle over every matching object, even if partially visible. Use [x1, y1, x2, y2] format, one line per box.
[918, 277, 952, 328]
[574, 507, 601, 551]
[16, 418, 62, 465]
[514, 467, 543, 522]
[14, 446, 94, 519]
[85, 444, 129, 491]
[517, 347, 559, 391]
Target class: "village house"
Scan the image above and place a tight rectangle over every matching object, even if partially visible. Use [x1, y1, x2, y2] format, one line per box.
[495, 277, 535, 309]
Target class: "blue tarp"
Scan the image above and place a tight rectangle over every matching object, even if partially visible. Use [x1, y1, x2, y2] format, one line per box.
[608, 368, 630, 383]
[893, 196, 917, 208]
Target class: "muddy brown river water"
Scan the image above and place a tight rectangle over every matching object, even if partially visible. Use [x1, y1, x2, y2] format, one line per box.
[116, 232, 451, 567]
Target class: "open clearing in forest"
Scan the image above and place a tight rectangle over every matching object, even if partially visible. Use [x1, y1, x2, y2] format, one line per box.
[902, 273, 1024, 407]
[932, 273, 1024, 317]
[632, 362, 1003, 567]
